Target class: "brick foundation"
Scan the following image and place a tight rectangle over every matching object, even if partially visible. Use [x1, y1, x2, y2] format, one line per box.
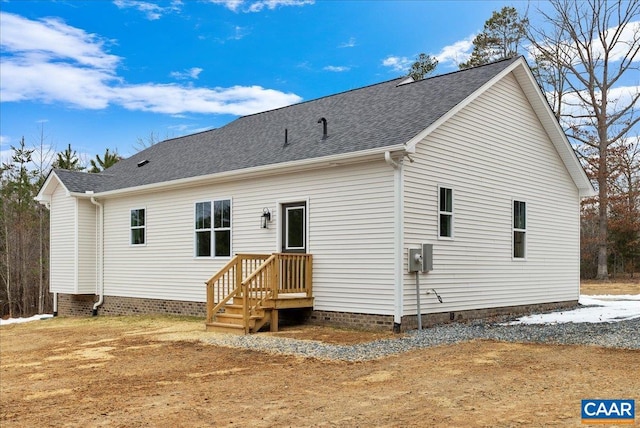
[55, 294, 578, 333]
[399, 300, 578, 332]
[56, 294, 205, 318]
[57, 294, 97, 316]
[308, 310, 395, 331]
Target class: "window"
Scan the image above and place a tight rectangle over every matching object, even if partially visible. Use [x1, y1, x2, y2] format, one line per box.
[195, 202, 211, 257]
[130, 208, 146, 245]
[195, 199, 231, 257]
[513, 200, 526, 259]
[438, 187, 453, 238]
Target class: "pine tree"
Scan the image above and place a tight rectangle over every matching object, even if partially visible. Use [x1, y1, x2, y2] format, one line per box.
[89, 148, 122, 173]
[459, 6, 528, 69]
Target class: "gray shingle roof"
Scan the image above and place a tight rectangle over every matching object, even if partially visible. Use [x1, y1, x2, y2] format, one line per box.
[55, 58, 519, 194]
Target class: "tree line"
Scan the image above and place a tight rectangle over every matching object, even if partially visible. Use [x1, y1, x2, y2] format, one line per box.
[1, 140, 121, 318]
[1, 0, 638, 318]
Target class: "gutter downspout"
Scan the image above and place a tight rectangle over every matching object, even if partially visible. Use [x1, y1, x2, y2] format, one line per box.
[90, 196, 104, 316]
[385, 151, 404, 332]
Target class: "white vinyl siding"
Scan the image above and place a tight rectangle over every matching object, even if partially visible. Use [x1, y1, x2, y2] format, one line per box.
[50, 186, 97, 295]
[101, 160, 396, 315]
[76, 198, 97, 293]
[403, 72, 580, 316]
[49, 183, 77, 294]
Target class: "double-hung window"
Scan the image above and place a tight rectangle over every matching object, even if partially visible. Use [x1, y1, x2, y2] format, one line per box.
[438, 186, 454, 239]
[513, 200, 526, 259]
[195, 199, 231, 257]
[130, 208, 146, 245]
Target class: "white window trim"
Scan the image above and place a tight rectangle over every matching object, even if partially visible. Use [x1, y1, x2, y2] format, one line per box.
[437, 186, 454, 240]
[194, 201, 212, 258]
[284, 205, 306, 251]
[512, 199, 527, 260]
[130, 207, 146, 247]
[194, 198, 232, 259]
[276, 197, 310, 253]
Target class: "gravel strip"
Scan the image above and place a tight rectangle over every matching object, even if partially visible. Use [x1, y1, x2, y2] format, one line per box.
[203, 318, 640, 361]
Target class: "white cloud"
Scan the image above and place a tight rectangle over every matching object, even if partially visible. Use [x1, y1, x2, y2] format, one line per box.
[435, 35, 475, 68]
[113, 84, 301, 115]
[555, 85, 640, 124]
[113, 0, 183, 20]
[382, 56, 412, 73]
[0, 12, 120, 69]
[246, 0, 314, 13]
[0, 12, 302, 116]
[170, 67, 204, 80]
[323, 65, 350, 72]
[208, 0, 244, 12]
[208, 0, 314, 13]
[339, 37, 356, 48]
[588, 20, 640, 63]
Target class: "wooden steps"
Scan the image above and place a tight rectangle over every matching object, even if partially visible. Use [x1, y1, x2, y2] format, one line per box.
[205, 253, 314, 335]
[205, 296, 313, 334]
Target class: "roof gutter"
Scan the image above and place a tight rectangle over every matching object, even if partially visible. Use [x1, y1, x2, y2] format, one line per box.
[89, 195, 104, 316]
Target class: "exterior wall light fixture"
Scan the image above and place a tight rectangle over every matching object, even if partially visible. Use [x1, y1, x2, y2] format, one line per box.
[261, 208, 271, 229]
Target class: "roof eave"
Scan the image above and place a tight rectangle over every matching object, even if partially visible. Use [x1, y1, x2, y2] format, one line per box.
[35, 170, 70, 204]
[90, 144, 407, 198]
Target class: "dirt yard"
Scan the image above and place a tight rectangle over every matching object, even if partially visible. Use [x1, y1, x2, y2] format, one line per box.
[1, 282, 638, 427]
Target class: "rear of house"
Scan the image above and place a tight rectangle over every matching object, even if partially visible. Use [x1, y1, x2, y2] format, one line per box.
[37, 57, 593, 332]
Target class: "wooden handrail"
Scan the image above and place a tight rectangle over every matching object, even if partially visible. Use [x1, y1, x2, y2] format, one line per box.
[206, 253, 312, 332]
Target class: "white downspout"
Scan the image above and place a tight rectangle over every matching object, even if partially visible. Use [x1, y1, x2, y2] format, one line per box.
[90, 196, 104, 315]
[385, 151, 404, 332]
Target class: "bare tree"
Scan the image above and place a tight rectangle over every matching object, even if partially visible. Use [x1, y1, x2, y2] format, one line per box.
[528, 0, 640, 280]
[33, 124, 54, 314]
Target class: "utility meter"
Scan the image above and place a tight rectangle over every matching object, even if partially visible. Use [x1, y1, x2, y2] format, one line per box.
[408, 244, 433, 273]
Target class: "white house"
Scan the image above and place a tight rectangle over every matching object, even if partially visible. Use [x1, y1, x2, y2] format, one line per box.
[37, 57, 594, 332]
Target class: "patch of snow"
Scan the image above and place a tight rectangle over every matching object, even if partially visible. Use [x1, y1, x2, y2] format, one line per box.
[0, 314, 54, 326]
[506, 295, 640, 325]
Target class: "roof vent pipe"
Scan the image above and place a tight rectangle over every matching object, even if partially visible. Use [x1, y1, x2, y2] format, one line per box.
[284, 128, 289, 147]
[317, 117, 327, 140]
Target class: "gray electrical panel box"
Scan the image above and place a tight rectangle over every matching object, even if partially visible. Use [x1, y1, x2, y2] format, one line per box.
[408, 244, 433, 273]
[422, 243, 433, 272]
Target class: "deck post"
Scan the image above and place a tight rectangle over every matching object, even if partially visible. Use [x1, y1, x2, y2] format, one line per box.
[306, 255, 313, 297]
[270, 309, 279, 332]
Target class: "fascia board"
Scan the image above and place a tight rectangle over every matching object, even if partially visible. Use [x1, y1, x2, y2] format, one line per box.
[89, 144, 406, 198]
[35, 171, 70, 202]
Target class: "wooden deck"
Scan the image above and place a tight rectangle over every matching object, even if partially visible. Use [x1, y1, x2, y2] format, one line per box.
[205, 253, 313, 334]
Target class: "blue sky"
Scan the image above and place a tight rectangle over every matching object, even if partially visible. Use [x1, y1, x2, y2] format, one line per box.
[0, 0, 624, 168]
